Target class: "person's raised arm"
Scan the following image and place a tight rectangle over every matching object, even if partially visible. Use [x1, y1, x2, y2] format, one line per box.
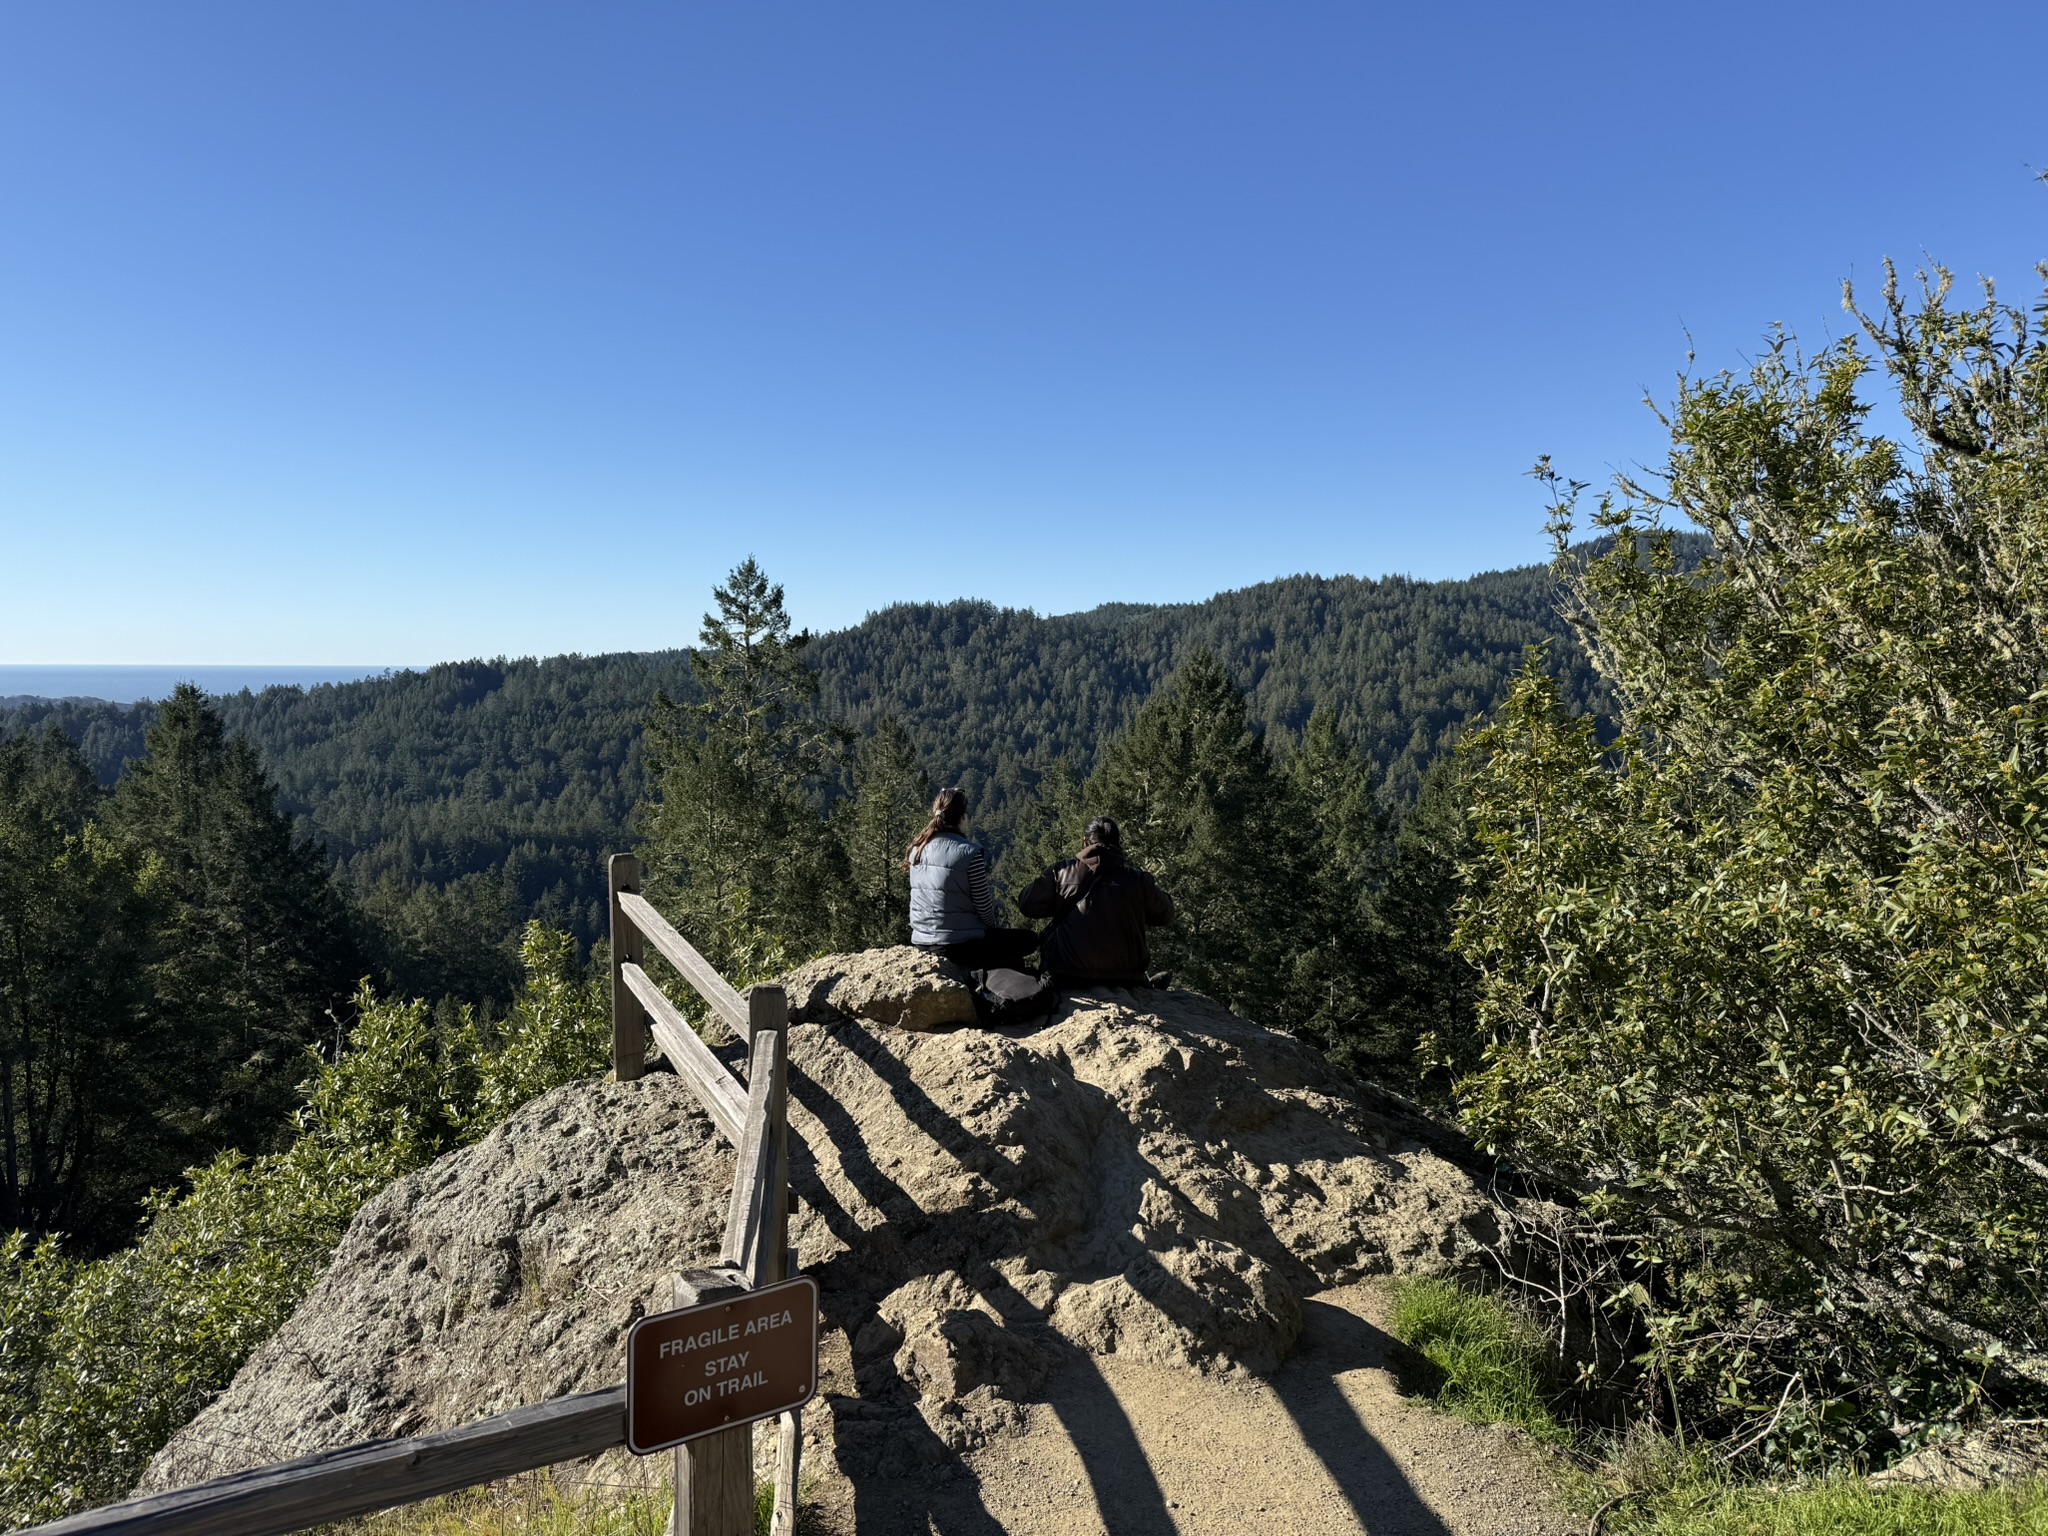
[1018, 861, 1064, 919]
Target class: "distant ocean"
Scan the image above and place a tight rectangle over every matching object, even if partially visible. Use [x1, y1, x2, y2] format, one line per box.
[0, 666, 403, 704]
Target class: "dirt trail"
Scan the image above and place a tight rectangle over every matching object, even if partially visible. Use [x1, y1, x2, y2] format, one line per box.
[808, 1282, 1573, 1536]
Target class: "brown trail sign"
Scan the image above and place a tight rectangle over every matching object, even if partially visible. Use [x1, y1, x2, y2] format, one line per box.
[627, 1275, 819, 1454]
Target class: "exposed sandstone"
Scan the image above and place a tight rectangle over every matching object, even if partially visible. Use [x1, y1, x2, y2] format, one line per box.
[142, 967, 1502, 1499]
[781, 945, 977, 1031]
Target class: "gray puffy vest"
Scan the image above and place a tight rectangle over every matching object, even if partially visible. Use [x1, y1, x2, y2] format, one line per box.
[909, 833, 986, 944]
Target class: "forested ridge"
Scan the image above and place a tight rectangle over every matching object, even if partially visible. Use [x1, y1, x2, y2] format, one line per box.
[0, 561, 1604, 955]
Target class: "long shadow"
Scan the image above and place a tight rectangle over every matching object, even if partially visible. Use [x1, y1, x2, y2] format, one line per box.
[817, 1023, 1179, 1536]
[1268, 1298, 1457, 1536]
[793, 1009, 1465, 1535]
[787, 1067, 1010, 1536]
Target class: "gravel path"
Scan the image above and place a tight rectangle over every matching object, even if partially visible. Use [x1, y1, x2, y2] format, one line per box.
[808, 1282, 1574, 1536]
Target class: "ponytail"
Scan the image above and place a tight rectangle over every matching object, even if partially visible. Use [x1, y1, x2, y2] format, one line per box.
[907, 787, 969, 867]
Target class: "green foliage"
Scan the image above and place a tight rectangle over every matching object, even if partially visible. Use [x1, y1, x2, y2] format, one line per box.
[357, 872, 524, 1008]
[1454, 264, 2048, 1463]
[1277, 706, 1385, 1049]
[0, 729, 162, 1246]
[104, 684, 362, 1155]
[641, 560, 847, 974]
[460, 926, 611, 1134]
[1070, 651, 1422, 1058]
[833, 717, 930, 949]
[1368, 756, 1482, 1088]
[0, 928, 607, 1526]
[325, 1478, 673, 1535]
[995, 753, 1086, 899]
[1, 561, 1608, 960]
[1388, 1276, 1566, 1442]
[1086, 650, 1314, 1017]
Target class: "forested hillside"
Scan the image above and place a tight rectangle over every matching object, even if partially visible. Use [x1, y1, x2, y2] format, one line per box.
[0, 562, 1602, 955]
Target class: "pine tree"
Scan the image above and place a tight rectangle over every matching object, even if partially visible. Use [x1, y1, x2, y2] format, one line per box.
[640, 560, 846, 974]
[1276, 708, 1384, 1052]
[1086, 649, 1311, 1020]
[997, 755, 1086, 897]
[0, 729, 160, 1247]
[1356, 753, 1476, 1081]
[103, 686, 359, 1156]
[833, 717, 928, 948]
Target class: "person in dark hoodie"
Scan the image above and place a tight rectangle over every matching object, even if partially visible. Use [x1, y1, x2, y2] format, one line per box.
[1018, 816, 1175, 989]
[908, 787, 1040, 969]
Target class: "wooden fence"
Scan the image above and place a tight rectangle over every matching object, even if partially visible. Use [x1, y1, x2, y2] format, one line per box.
[22, 853, 801, 1536]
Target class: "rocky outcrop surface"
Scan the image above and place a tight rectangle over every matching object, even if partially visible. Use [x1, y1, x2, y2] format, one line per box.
[140, 1079, 730, 1489]
[143, 969, 1501, 1494]
[1872, 1423, 2048, 1491]
[782, 945, 977, 1031]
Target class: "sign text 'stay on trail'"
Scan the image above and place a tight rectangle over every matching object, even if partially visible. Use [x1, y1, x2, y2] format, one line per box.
[626, 1275, 819, 1455]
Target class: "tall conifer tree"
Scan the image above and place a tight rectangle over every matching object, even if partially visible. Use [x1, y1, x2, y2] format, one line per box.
[641, 560, 845, 974]
[1276, 707, 1384, 1052]
[833, 717, 929, 949]
[103, 686, 358, 1155]
[1086, 649, 1311, 1020]
[0, 729, 160, 1246]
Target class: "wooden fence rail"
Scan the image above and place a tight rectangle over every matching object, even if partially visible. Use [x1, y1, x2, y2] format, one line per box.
[23, 1392, 629, 1536]
[18, 853, 801, 1536]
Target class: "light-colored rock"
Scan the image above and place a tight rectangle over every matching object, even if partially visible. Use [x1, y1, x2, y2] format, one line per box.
[141, 963, 1503, 1499]
[782, 945, 977, 1031]
[1873, 1422, 2048, 1490]
[139, 1075, 730, 1490]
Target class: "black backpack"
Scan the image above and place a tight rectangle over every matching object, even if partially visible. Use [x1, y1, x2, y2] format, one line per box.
[968, 966, 1059, 1028]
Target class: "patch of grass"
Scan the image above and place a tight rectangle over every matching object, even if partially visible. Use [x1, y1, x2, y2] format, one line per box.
[321, 1481, 671, 1535]
[1387, 1275, 1566, 1443]
[316, 1473, 810, 1536]
[1623, 1479, 2048, 1536]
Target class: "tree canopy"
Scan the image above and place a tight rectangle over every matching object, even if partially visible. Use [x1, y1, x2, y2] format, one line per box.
[1456, 264, 2048, 1462]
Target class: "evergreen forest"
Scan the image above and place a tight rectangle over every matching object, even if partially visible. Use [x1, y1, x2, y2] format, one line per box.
[1, 557, 1605, 983]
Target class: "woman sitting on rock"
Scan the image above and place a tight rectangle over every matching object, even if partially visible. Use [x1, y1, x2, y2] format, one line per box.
[908, 787, 1039, 970]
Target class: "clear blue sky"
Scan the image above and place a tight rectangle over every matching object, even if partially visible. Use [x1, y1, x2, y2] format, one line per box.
[3, 3, 2045, 664]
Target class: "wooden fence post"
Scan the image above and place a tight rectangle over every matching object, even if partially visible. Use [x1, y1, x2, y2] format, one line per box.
[748, 985, 791, 1286]
[609, 854, 645, 1083]
[666, 1267, 754, 1536]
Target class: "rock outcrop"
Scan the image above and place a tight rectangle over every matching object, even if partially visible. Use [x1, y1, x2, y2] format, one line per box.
[781, 944, 978, 1031]
[143, 966, 1502, 1496]
[1871, 1423, 2048, 1491]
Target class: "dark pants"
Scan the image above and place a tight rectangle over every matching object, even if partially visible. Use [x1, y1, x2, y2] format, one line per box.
[921, 926, 1040, 971]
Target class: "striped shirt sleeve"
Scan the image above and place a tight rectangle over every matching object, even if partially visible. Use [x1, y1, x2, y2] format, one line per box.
[964, 850, 1002, 926]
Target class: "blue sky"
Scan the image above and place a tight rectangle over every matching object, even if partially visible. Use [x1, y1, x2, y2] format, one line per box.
[3, 3, 2045, 663]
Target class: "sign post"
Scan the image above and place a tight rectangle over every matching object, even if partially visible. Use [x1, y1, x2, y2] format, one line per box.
[627, 1275, 820, 1457]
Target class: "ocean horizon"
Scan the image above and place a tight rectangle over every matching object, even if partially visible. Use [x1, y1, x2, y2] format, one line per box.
[0, 665, 405, 704]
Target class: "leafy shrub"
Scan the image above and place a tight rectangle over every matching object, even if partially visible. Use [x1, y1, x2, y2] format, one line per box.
[1388, 1276, 1566, 1442]
[1455, 264, 2048, 1463]
[0, 924, 608, 1526]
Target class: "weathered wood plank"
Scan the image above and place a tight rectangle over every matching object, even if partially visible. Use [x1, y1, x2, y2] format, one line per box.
[669, 1269, 756, 1536]
[23, 1389, 627, 1536]
[751, 986, 793, 1281]
[609, 854, 646, 1082]
[721, 1026, 785, 1286]
[620, 963, 746, 1146]
[769, 1411, 801, 1536]
[615, 892, 747, 1040]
